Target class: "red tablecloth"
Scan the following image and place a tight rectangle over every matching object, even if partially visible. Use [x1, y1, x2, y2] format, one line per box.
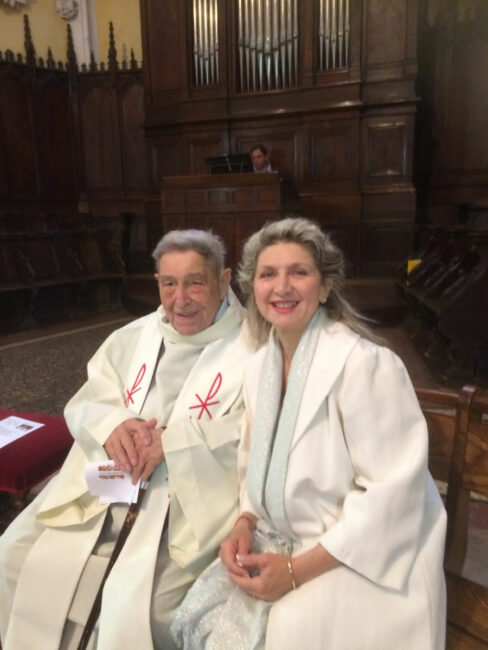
[0, 409, 73, 493]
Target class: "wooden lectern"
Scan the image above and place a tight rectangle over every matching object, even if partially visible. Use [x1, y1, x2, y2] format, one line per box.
[161, 173, 282, 271]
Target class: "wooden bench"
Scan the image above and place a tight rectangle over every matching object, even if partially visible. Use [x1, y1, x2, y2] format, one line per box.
[417, 385, 488, 648]
[397, 221, 488, 384]
[0, 212, 125, 332]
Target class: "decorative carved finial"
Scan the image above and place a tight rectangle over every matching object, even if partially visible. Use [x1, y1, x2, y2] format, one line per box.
[66, 23, 78, 70]
[23, 14, 36, 67]
[130, 48, 138, 70]
[47, 47, 55, 69]
[89, 50, 97, 72]
[108, 21, 118, 72]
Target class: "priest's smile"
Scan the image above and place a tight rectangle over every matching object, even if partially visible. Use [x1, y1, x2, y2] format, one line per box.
[155, 248, 231, 335]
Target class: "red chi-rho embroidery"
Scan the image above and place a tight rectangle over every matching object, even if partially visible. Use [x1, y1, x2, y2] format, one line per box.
[125, 363, 146, 407]
[189, 372, 222, 419]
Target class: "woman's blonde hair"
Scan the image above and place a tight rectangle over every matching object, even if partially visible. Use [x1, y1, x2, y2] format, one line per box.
[237, 216, 382, 345]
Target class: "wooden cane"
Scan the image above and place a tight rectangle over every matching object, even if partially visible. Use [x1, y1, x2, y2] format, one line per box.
[76, 481, 148, 650]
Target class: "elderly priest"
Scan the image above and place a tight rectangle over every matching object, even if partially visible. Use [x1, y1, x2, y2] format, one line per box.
[0, 229, 254, 650]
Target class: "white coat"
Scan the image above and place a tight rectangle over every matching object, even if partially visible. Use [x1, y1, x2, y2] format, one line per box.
[240, 319, 447, 650]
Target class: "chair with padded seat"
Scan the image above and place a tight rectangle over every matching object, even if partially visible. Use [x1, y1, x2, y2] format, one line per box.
[0, 409, 73, 499]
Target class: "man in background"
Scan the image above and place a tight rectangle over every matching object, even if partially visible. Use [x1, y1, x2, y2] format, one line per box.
[250, 143, 277, 173]
[250, 143, 300, 211]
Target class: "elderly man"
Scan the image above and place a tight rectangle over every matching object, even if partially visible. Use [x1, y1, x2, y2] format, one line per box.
[0, 229, 254, 650]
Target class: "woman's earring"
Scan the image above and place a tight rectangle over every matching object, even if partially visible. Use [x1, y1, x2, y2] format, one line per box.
[320, 297, 327, 305]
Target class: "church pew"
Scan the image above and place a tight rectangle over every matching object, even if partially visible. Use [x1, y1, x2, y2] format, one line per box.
[416, 386, 460, 483]
[0, 213, 125, 330]
[445, 386, 488, 648]
[418, 385, 488, 648]
[398, 222, 488, 384]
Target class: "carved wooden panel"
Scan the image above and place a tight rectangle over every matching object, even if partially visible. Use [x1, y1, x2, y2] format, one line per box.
[308, 119, 358, 189]
[120, 82, 150, 191]
[366, 0, 407, 66]
[142, 0, 187, 95]
[80, 85, 123, 193]
[416, 0, 488, 217]
[0, 17, 150, 217]
[361, 189, 415, 273]
[367, 123, 406, 178]
[446, 35, 488, 177]
[37, 76, 76, 197]
[362, 189, 415, 221]
[363, 221, 412, 260]
[362, 116, 413, 186]
[364, 0, 417, 81]
[188, 132, 227, 175]
[301, 192, 361, 220]
[0, 72, 37, 198]
[154, 135, 184, 179]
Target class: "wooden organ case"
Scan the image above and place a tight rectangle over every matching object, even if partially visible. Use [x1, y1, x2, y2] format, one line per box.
[140, 0, 418, 275]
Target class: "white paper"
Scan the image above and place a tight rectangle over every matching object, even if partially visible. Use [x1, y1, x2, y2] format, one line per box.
[0, 416, 45, 450]
[84, 460, 140, 505]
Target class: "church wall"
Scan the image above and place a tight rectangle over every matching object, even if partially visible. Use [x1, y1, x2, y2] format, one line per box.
[0, 2, 67, 63]
[0, 1, 142, 66]
[0, 10, 151, 218]
[95, 0, 142, 65]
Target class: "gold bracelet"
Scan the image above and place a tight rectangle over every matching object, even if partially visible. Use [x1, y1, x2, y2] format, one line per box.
[287, 557, 297, 590]
[235, 513, 256, 531]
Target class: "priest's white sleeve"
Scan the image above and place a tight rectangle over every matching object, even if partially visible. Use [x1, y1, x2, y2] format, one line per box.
[163, 407, 243, 568]
[64, 327, 141, 457]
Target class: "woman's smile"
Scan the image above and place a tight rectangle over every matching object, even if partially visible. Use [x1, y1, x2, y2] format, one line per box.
[253, 241, 331, 345]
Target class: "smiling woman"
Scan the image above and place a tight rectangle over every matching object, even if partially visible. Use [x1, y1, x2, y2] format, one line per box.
[171, 216, 447, 650]
[253, 241, 331, 368]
